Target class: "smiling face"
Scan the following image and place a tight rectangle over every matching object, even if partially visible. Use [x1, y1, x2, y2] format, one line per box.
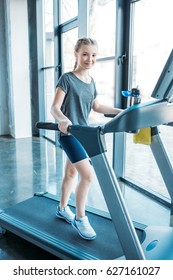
[74, 44, 98, 70]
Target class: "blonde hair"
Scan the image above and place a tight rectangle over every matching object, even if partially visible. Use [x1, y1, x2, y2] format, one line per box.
[73, 37, 98, 70]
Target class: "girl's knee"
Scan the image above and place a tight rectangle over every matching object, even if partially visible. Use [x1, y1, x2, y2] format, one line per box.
[65, 160, 77, 179]
[73, 158, 94, 184]
[81, 168, 94, 183]
[66, 168, 77, 180]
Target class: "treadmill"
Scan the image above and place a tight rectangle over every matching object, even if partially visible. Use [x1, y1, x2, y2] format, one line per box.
[0, 50, 173, 260]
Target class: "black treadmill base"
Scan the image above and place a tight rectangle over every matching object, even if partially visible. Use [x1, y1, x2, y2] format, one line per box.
[0, 193, 125, 260]
[1, 193, 173, 260]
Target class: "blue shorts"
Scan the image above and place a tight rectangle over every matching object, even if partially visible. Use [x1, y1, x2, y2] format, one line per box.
[59, 134, 88, 164]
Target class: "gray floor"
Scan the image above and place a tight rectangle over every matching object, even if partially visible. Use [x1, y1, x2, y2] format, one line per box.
[0, 135, 172, 259]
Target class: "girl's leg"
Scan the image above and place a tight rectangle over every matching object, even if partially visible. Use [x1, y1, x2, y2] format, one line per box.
[72, 158, 96, 240]
[73, 158, 94, 219]
[60, 158, 78, 209]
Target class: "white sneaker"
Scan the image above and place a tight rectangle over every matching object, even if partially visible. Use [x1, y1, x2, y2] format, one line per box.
[56, 206, 75, 223]
[72, 216, 96, 240]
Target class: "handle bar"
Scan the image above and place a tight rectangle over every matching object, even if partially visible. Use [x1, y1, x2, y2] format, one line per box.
[36, 122, 60, 131]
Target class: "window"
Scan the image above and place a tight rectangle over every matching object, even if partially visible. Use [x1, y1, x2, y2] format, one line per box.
[131, 0, 172, 97]
[62, 28, 78, 72]
[60, 0, 78, 23]
[44, 0, 54, 67]
[125, 0, 173, 198]
[89, 0, 115, 58]
[86, 0, 116, 211]
[43, 0, 55, 141]
[88, 0, 116, 125]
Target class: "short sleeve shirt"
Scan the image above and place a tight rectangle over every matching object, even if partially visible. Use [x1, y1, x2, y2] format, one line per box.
[56, 72, 98, 125]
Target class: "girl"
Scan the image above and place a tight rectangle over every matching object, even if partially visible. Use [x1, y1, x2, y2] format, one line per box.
[51, 38, 122, 240]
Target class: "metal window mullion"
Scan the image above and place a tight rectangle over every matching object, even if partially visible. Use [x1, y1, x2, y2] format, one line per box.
[78, 0, 88, 37]
[36, 0, 45, 136]
[59, 17, 78, 33]
[113, 0, 132, 177]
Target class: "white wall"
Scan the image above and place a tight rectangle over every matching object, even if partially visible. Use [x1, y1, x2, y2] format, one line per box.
[8, 0, 31, 138]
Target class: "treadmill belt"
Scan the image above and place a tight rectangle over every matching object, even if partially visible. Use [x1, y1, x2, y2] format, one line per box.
[0, 194, 125, 259]
[0, 195, 145, 260]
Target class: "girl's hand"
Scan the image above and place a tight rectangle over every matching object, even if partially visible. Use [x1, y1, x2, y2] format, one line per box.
[58, 119, 72, 134]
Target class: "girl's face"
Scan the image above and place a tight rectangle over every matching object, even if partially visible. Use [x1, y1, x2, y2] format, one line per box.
[75, 44, 98, 70]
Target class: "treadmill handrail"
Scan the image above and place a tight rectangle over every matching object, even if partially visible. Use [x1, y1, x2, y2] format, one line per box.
[101, 99, 173, 134]
[36, 98, 173, 135]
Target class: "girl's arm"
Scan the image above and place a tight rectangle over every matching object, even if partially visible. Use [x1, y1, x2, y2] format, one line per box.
[50, 87, 72, 134]
[92, 98, 123, 115]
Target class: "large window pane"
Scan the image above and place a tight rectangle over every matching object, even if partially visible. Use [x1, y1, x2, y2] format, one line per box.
[60, 0, 78, 23]
[131, 0, 173, 97]
[126, 132, 169, 198]
[89, 0, 116, 58]
[62, 28, 78, 72]
[44, 0, 54, 67]
[88, 0, 116, 125]
[89, 60, 115, 125]
[125, 0, 173, 198]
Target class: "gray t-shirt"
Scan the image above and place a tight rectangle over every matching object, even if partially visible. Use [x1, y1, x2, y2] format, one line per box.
[56, 72, 98, 125]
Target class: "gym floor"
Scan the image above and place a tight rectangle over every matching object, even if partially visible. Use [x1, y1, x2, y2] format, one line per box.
[0, 135, 171, 260]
